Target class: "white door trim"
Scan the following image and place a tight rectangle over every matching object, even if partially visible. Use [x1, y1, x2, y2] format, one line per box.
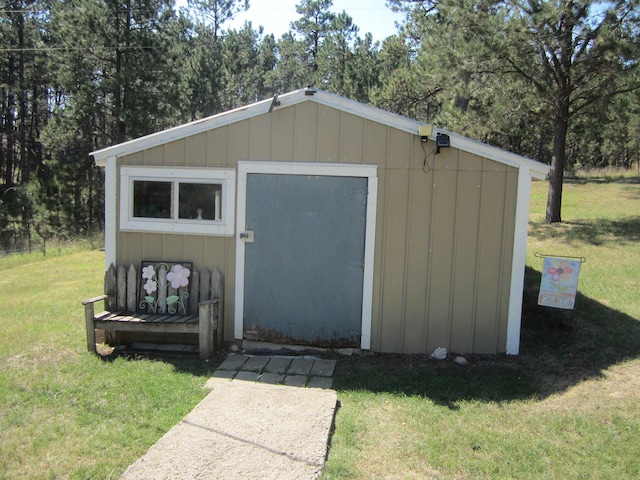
[234, 161, 378, 350]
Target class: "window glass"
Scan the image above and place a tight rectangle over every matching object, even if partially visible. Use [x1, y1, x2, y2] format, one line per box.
[178, 183, 222, 221]
[133, 181, 171, 218]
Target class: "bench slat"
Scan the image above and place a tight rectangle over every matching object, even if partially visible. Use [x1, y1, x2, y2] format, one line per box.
[94, 320, 199, 334]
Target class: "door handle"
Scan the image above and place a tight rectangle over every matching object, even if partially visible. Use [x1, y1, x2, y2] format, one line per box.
[240, 230, 255, 243]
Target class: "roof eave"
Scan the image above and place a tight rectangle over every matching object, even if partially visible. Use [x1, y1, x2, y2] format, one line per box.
[91, 88, 550, 179]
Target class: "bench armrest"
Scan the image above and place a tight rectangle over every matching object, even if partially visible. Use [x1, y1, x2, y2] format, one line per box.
[83, 295, 111, 353]
[81, 294, 109, 306]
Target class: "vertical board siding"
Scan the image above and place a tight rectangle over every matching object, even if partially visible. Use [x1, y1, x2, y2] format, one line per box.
[142, 233, 164, 260]
[340, 113, 364, 163]
[115, 103, 519, 354]
[402, 165, 432, 353]
[317, 105, 341, 161]
[271, 108, 296, 161]
[227, 121, 251, 164]
[120, 232, 143, 265]
[163, 234, 184, 260]
[473, 159, 511, 353]
[144, 145, 165, 165]
[164, 139, 186, 166]
[364, 121, 388, 165]
[206, 127, 228, 166]
[185, 134, 206, 166]
[293, 102, 318, 162]
[379, 167, 410, 352]
[449, 154, 483, 353]
[425, 151, 458, 352]
[249, 114, 272, 161]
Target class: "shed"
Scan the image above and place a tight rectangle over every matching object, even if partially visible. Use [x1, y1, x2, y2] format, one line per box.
[91, 88, 550, 355]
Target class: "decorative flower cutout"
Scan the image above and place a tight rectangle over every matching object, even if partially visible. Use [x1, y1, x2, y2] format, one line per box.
[142, 265, 156, 280]
[143, 279, 157, 295]
[546, 260, 574, 282]
[166, 264, 190, 289]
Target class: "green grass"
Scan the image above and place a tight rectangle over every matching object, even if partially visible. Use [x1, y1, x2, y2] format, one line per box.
[0, 248, 223, 479]
[1, 173, 639, 479]
[323, 172, 640, 479]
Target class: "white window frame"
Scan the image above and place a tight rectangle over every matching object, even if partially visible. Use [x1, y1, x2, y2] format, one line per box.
[120, 166, 236, 236]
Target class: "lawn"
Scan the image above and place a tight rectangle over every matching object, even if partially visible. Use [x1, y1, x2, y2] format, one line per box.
[0, 244, 224, 479]
[322, 173, 640, 479]
[1, 173, 639, 479]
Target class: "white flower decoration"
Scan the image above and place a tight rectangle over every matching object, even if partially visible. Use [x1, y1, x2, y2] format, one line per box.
[166, 264, 190, 289]
[143, 279, 157, 295]
[142, 265, 155, 280]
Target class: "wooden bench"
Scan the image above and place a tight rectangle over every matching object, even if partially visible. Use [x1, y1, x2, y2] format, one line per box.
[82, 261, 222, 359]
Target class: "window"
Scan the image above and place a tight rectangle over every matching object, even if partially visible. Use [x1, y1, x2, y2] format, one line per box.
[120, 167, 235, 236]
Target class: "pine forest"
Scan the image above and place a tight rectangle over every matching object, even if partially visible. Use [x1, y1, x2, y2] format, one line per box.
[1, 0, 639, 252]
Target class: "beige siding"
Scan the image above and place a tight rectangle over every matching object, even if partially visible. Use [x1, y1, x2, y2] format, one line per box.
[115, 102, 518, 354]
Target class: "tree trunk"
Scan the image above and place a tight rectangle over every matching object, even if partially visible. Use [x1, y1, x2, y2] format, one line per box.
[546, 92, 570, 224]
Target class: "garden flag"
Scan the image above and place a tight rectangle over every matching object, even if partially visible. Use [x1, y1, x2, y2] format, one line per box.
[538, 257, 582, 310]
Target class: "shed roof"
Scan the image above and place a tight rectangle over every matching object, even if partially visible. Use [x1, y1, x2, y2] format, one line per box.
[91, 87, 550, 179]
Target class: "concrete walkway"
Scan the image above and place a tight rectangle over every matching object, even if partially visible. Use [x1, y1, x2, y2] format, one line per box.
[120, 355, 338, 479]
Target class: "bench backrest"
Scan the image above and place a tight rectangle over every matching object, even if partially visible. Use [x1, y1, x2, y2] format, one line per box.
[104, 262, 222, 316]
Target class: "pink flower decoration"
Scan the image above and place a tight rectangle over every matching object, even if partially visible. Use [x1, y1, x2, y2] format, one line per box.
[166, 264, 190, 289]
[546, 260, 574, 282]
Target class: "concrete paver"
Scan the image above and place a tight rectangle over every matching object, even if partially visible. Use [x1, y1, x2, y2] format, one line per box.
[235, 371, 260, 382]
[264, 357, 293, 374]
[283, 375, 308, 387]
[288, 358, 315, 375]
[213, 354, 336, 390]
[217, 354, 249, 371]
[310, 359, 336, 377]
[307, 376, 333, 389]
[242, 355, 270, 372]
[210, 369, 235, 379]
[259, 372, 285, 384]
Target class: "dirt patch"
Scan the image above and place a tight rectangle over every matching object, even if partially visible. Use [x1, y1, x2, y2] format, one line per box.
[121, 378, 337, 480]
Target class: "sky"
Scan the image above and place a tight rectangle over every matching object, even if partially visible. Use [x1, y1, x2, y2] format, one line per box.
[180, 0, 405, 43]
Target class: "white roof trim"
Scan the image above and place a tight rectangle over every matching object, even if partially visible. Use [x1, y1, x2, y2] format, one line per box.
[91, 87, 551, 178]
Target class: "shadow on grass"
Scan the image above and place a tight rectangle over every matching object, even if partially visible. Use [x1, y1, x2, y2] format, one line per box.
[332, 267, 640, 406]
[565, 175, 640, 185]
[530, 216, 640, 245]
[97, 347, 226, 378]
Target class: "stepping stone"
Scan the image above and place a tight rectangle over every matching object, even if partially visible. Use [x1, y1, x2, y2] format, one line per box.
[235, 371, 260, 382]
[218, 354, 249, 371]
[307, 376, 333, 389]
[287, 358, 314, 376]
[258, 373, 284, 384]
[242, 356, 270, 372]
[310, 359, 336, 377]
[283, 375, 308, 387]
[264, 357, 292, 374]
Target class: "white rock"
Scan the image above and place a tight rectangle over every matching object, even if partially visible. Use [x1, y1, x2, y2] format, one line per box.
[430, 347, 447, 360]
[454, 356, 469, 366]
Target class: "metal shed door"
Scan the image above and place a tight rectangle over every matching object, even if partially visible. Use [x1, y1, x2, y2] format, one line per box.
[242, 173, 367, 346]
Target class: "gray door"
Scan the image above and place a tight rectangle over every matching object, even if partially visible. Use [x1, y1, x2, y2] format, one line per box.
[243, 173, 367, 347]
